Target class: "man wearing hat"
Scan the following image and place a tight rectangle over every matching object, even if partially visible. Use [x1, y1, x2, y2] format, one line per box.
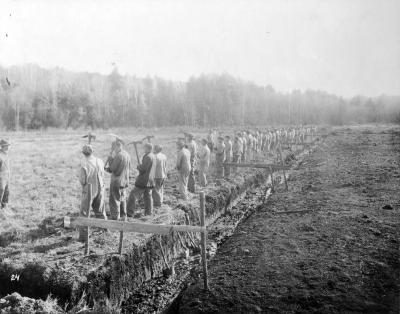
[105, 139, 131, 220]
[185, 133, 197, 193]
[215, 136, 226, 178]
[127, 142, 156, 216]
[152, 144, 167, 207]
[197, 138, 210, 187]
[78, 144, 106, 240]
[224, 135, 233, 177]
[232, 136, 243, 174]
[176, 139, 191, 200]
[207, 129, 215, 152]
[241, 132, 247, 163]
[0, 139, 11, 209]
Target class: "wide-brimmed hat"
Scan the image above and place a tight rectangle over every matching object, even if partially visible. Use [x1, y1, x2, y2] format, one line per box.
[0, 139, 10, 147]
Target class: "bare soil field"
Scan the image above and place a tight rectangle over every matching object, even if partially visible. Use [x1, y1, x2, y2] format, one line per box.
[179, 125, 400, 314]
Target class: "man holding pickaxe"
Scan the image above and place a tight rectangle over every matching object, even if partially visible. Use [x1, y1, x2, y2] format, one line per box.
[105, 138, 131, 220]
[127, 142, 156, 217]
[78, 144, 106, 243]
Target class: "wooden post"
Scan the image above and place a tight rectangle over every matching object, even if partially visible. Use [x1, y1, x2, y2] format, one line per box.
[84, 184, 92, 255]
[199, 192, 209, 291]
[278, 145, 288, 191]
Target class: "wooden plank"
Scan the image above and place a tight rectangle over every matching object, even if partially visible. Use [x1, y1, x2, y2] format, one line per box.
[199, 192, 209, 291]
[223, 163, 290, 170]
[65, 216, 206, 234]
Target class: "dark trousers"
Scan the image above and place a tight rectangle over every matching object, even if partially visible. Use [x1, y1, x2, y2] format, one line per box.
[109, 181, 127, 220]
[152, 178, 164, 207]
[188, 159, 196, 193]
[127, 186, 153, 216]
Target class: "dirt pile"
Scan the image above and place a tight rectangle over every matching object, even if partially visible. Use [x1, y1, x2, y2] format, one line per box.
[0, 292, 63, 314]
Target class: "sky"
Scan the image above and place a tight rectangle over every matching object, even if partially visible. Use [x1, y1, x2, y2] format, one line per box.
[0, 0, 399, 97]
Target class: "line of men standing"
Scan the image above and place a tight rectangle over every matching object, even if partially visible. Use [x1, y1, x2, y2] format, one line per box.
[78, 132, 215, 225]
[78, 126, 314, 228]
[79, 140, 168, 226]
[175, 134, 211, 200]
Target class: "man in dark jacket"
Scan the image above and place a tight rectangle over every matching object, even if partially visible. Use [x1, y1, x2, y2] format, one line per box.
[105, 139, 131, 220]
[127, 142, 156, 216]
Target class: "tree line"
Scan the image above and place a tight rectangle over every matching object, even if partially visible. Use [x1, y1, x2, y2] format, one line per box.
[0, 64, 399, 131]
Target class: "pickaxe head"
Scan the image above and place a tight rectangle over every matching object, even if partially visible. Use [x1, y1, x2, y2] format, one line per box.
[82, 132, 96, 144]
[127, 140, 143, 146]
[126, 139, 143, 164]
[142, 135, 154, 143]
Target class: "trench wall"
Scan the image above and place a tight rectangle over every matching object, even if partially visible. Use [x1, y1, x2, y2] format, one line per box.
[84, 171, 269, 306]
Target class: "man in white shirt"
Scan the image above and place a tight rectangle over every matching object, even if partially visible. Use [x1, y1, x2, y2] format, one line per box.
[78, 144, 106, 241]
[79, 144, 106, 220]
[215, 137, 226, 178]
[224, 135, 233, 178]
[197, 139, 210, 187]
[176, 140, 191, 200]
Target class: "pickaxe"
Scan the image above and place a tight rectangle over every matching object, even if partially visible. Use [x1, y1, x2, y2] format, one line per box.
[82, 132, 96, 144]
[142, 135, 154, 143]
[127, 140, 142, 164]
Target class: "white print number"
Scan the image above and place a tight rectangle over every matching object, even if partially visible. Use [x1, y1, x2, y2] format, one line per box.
[10, 274, 20, 281]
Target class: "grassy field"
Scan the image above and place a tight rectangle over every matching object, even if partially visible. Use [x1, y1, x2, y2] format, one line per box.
[0, 127, 217, 236]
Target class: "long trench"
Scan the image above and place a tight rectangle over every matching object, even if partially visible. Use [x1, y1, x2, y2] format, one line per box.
[121, 144, 319, 314]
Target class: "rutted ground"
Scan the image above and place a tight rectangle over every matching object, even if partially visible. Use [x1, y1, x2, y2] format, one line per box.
[179, 125, 400, 314]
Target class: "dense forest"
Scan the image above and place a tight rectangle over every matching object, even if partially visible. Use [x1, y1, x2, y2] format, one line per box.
[0, 64, 399, 130]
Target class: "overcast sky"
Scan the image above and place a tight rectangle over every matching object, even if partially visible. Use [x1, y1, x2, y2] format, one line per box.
[0, 0, 399, 97]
